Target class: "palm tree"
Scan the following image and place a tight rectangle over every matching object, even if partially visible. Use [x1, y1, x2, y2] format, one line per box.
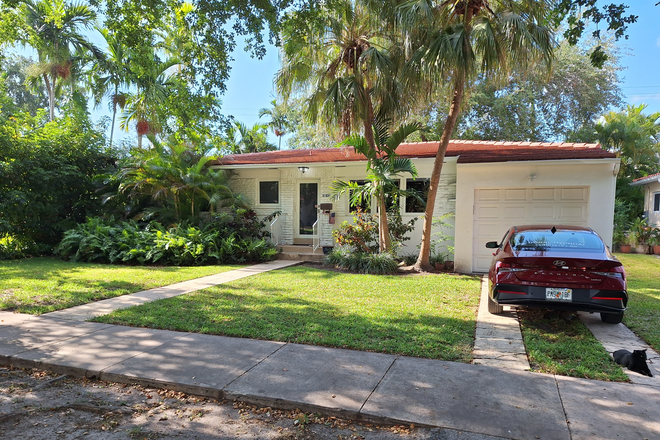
[119, 50, 181, 148]
[259, 99, 289, 150]
[92, 28, 132, 148]
[276, 0, 403, 151]
[220, 120, 276, 154]
[331, 120, 420, 252]
[21, 0, 103, 120]
[397, 0, 555, 270]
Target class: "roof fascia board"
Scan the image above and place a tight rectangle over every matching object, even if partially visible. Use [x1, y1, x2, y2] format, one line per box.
[457, 158, 620, 168]
[212, 156, 459, 170]
[631, 177, 660, 186]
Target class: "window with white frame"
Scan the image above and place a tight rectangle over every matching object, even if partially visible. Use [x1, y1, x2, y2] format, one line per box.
[654, 192, 660, 212]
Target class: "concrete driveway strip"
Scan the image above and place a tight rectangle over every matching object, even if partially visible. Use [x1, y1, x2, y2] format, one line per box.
[556, 375, 660, 440]
[8, 324, 184, 378]
[100, 332, 285, 399]
[579, 312, 660, 386]
[225, 343, 396, 418]
[361, 356, 570, 440]
[0, 312, 113, 358]
[44, 260, 302, 321]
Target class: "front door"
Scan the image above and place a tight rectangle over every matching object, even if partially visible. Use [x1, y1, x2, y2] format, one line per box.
[298, 182, 318, 236]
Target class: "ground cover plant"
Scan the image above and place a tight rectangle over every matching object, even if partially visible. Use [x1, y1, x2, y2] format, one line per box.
[518, 309, 628, 381]
[94, 265, 481, 362]
[615, 254, 660, 353]
[0, 257, 239, 314]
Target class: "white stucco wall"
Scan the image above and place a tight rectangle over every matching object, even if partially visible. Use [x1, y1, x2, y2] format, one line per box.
[454, 159, 620, 274]
[641, 180, 660, 227]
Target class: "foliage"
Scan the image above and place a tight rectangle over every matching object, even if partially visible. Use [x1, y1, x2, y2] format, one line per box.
[0, 110, 113, 250]
[57, 212, 277, 265]
[324, 248, 400, 275]
[331, 209, 416, 255]
[107, 139, 242, 223]
[449, 40, 623, 142]
[427, 213, 455, 264]
[258, 99, 290, 150]
[0, 234, 33, 260]
[331, 120, 421, 252]
[218, 119, 276, 155]
[0, 56, 48, 116]
[596, 105, 660, 180]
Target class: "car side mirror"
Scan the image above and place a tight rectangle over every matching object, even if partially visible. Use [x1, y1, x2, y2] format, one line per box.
[485, 241, 499, 249]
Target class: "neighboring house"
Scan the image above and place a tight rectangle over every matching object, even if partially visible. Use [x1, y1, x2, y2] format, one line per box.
[213, 141, 619, 274]
[631, 172, 660, 227]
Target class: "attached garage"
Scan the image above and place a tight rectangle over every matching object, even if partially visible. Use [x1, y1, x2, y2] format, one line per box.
[472, 187, 590, 272]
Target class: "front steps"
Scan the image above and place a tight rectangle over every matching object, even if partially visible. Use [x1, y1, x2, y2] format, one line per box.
[277, 244, 326, 262]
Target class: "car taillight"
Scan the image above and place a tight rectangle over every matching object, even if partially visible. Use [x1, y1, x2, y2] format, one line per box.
[592, 265, 625, 280]
[495, 261, 525, 273]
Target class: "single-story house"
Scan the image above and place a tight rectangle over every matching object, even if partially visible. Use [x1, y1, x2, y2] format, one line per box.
[213, 140, 619, 274]
[630, 172, 660, 227]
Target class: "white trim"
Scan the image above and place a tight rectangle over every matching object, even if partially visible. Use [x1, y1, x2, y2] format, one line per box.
[213, 156, 459, 171]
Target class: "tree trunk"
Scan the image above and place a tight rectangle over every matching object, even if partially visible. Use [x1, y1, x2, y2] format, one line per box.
[378, 187, 392, 253]
[44, 73, 55, 121]
[414, 78, 465, 271]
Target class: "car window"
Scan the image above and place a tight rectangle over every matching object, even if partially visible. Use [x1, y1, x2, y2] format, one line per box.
[509, 230, 604, 252]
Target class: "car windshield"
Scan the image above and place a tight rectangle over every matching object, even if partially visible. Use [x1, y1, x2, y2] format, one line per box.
[509, 230, 604, 252]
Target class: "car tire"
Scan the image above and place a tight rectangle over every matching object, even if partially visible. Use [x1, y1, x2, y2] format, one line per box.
[488, 295, 504, 314]
[600, 312, 624, 324]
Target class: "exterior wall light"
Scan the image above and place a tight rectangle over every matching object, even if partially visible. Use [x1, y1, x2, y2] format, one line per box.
[298, 166, 309, 173]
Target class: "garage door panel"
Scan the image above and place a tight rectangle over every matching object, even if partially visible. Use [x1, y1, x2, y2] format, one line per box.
[532, 188, 556, 200]
[561, 187, 588, 201]
[476, 189, 501, 201]
[473, 187, 589, 272]
[504, 189, 527, 200]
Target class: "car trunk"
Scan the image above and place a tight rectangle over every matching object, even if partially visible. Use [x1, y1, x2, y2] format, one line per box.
[501, 253, 622, 285]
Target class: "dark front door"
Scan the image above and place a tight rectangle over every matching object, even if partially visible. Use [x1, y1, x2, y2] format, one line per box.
[299, 183, 318, 235]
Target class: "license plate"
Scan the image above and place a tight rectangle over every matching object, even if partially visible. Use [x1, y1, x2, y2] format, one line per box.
[546, 288, 572, 301]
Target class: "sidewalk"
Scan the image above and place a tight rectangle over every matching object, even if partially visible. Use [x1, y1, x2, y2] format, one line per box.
[1, 263, 659, 439]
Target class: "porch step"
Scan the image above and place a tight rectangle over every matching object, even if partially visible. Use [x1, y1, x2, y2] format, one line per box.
[277, 245, 326, 263]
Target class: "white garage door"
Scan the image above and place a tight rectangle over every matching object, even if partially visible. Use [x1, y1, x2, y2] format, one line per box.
[473, 187, 589, 272]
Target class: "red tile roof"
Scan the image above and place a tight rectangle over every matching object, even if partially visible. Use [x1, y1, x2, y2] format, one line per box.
[214, 140, 614, 166]
[631, 172, 660, 185]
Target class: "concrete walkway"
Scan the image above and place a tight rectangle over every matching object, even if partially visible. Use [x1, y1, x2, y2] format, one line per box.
[44, 260, 301, 321]
[472, 276, 529, 370]
[1, 311, 660, 440]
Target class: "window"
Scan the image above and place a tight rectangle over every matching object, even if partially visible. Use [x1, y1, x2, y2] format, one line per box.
[654, 193, 660, 212]
[349, 180, 371, 213]
[259, 181, 279, 204]
[405, 179, 430, 213]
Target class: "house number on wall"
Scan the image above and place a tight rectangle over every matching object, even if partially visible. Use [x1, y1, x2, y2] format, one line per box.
[322, 194, 331, 198]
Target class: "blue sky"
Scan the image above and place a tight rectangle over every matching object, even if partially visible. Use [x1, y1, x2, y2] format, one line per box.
[220, 1, 660, 147]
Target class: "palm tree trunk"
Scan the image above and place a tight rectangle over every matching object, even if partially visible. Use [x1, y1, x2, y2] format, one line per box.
[379, 192, 392, 253]
[415, 77, 465, 271]
[43, 73, 55, 121]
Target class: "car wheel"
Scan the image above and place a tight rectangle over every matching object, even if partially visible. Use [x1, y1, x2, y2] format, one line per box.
[488, 295, 504, 314]
[600, 312, 624, 324]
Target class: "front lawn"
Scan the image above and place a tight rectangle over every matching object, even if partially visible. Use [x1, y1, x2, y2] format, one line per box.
[94, 266, 482, 362]
[616, 253, 660, 353]
[0, 257, 240, 314]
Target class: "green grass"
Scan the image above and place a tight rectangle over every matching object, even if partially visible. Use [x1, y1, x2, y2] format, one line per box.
[0, 257, 240, 314]
[615, 253, 660, 353]
[94, 266, 482, 362]
[519, 309, 628, 381]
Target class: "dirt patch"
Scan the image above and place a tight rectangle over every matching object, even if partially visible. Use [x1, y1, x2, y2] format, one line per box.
[0, 366, 450, 440]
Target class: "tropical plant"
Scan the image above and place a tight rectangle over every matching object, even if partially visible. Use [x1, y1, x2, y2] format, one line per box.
[324, 248, 400, 275]
[259, 99, 290, 150]
[277, 0, 404, 151]
[19, 0, 103, 120]
[219, 120, 276, 154]
[113, 140, 240, 223]
[331, 120, 421, 252]
[397, 0, 555, 270]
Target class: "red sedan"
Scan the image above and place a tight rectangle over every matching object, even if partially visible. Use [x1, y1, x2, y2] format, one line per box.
[486, 225, 627, 324]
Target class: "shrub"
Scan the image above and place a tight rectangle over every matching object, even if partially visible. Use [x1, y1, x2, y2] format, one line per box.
[325, 248, 399, 275]
[57, 217, 276, 266]
[332, 209, 416, 254]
